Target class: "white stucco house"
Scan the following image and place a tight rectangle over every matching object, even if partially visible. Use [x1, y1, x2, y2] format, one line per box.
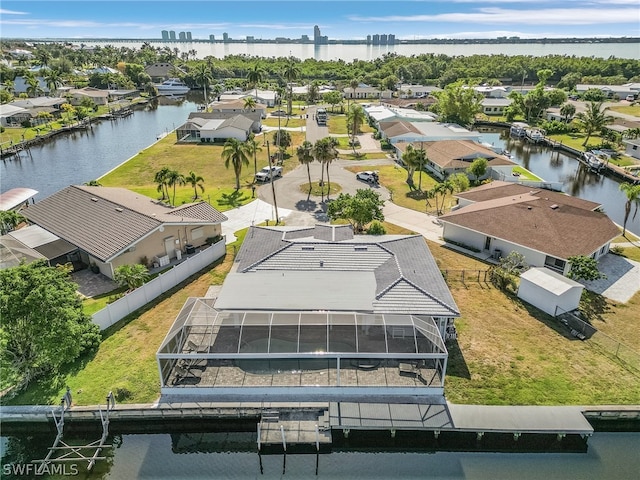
[439, 181, 620, 276]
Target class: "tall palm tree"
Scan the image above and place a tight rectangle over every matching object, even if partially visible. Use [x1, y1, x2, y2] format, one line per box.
[243, 96, 257, 110]
[574, 101, 614, 146]
[313, 137, 336, 198]
[296, 140, 314, 189]
[246, 64, 264, 100]
[347, 104, 366, 153]
[415, 146, 427, 192]
[192, 63, 213, 107]
[166, 169, 185, 206]
[245, 133, 262, 178]
[402, 144, 419, 189]
[349, 78, 360, 110]
[154, 166, 171, 200]
[0, 211, 26, 235]
[25, 75, 42, 98]
[620, 182, 640, 236]
[222, 138, 251, 190]
[185, 171, 205, 199]
[44, 69, 63, 96]
[283, 57, 300, 115]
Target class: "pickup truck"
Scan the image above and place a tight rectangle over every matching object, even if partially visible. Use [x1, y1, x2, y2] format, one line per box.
[255, 166, 283, 182]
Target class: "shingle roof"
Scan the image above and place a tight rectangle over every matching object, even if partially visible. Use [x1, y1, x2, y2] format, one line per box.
[379, 120, 422, 138]
[455, 181, 601, 211]
[440, 193, 619, 259]
[420, 140, 514, 169]
[23, 186, 226, 261]
[230, 226, 460, 317]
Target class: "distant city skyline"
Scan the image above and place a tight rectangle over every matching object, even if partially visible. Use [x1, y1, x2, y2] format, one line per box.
[1, 1, 639, 40]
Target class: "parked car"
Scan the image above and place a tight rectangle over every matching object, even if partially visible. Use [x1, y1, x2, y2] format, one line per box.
[356, 171, 379, 184]
[271, 110, 287, 116]
[255, 166, 283, 182]
[626, 95, 636, 102]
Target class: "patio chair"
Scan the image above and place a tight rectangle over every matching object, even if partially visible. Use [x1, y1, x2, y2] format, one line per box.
[173, 364, 196, 384]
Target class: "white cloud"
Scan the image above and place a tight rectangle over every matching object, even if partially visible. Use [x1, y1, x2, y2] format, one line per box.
[349, 7, 639, 25]
[0, 8, 29, 14]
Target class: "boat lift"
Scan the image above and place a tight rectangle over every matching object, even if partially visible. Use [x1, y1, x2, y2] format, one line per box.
[33, 389, 116, 471]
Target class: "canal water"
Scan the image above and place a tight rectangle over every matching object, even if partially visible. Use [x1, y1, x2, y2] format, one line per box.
[1, 431, 639, 479]
[1, 98, 638, 236]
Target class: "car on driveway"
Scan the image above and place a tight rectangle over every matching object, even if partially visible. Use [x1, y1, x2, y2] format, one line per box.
[271, 110, 287, 116]
[255, 166, 283, 182]
[356, 171, 379, 184]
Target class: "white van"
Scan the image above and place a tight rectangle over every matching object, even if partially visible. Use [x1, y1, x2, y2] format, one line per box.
[626, 94, 635, 102]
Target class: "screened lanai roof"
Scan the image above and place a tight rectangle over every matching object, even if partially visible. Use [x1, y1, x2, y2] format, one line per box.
[159, 298, 447, 357]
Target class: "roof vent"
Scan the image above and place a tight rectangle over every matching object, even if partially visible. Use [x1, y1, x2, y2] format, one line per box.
[320, 260, 324, 267]
[527, 206, 532, 210]
[90, 197, 98, 202]
[302, 246, 315, 251]
[550, 204, 559, 210]
[354, 246, 368, 251]
[115, 207, 123, 212]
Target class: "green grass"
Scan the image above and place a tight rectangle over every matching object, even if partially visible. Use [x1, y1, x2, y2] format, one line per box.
[327, 115, 374, 135]
[608, 105, 640, 116]
[98, 131, 307, 210]
[298, 181, 342, 197]
[262, 117, 306, 128]
[616, 246, 640, 262]
[512, 166, 542, 181]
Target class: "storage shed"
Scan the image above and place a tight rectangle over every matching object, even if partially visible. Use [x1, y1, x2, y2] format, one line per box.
[517, 267, 584, 316]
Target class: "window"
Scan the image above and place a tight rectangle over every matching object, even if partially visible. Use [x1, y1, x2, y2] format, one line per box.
[544, 256, 566, 271]
[191, 227, 204, 240]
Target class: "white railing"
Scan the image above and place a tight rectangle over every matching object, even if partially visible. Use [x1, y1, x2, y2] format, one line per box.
[92, 240, 226, 330]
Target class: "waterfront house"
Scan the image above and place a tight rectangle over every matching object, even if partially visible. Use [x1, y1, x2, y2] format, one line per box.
[144, 63, 187, 82]
[481, 98, 512, 116]
[22, 186, 227, 279]
[12, 76, 50, 96]
[0, 225, 77, 271]
[9, 97, 66, 124]
[176, 112, 259, 143]
[0, 104, 29, 126]
[439, 181, 619, 275]
[66, 87, 110, 106]
[209, 99, 267, 119]
[157, 225, 459, 398]
[364, 105, 437, 127]
[393, 140, 515, 181]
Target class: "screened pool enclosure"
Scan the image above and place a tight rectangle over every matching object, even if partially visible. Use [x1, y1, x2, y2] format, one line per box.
[158, 298, 449, 396]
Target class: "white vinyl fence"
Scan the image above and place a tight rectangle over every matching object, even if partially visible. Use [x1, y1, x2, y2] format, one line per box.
[92, 239, 226, 330]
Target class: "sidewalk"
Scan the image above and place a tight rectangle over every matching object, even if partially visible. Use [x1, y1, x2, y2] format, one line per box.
[383, 202, 444, 243]
[221, 199, 293, 243]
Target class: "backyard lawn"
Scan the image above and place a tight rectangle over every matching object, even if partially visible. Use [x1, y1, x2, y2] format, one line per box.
[5, 229, 638, 406]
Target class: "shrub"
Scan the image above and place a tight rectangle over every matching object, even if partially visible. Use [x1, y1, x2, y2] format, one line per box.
[114, 386, 132, 401]
[610, 245, 624, 256]
[367, 221, 386, 235]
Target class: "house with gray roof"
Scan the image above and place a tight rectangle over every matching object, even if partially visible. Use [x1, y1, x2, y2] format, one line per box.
[22, 186, 227, 278]
[157, 225, 458, 398]
[176, 112, 261, 143]
[439, 181, 619, 275]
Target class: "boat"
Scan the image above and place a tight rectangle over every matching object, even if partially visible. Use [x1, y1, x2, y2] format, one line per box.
[154, 78, 190, 95]
[509, 122, 529, 137]
[583, 152, 604, 172]
[525, 128, 545, 143]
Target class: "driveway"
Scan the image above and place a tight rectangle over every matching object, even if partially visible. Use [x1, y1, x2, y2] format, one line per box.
[577, 253, 640, 303]
[221, 199, 293, 242]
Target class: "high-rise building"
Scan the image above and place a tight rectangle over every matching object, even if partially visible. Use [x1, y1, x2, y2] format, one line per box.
[209, 34, 215, 42]
[380, 34, 388, 45]
[366, 35, 372, 45]
[372, 34, 380, 45]
[246, 36, 254, 43]
[178, 32, 186, 41]
[169, 30, 176, 41]
[223, 32, 229, 42]
[186, 32, 192, 41]
[161, 30, 169, 41]
[314, 25, 321, 44]
[388, 34, 396, 44]
[301, 35, 309, 42]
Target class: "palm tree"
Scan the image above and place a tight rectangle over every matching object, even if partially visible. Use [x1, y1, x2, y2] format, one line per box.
[185, 171, 205, 199]
[560, 102, 576, 123]
[347, 104, 366, 153]
[245, 133, 262, 178]
[574, 101, 615, 146]
[620, 182, 640, 236]
[222, 138, 251, 190]
[348, 78, 360, 110]
[283, 57, 300, 115]
[25, 75, 42, 98]
[44, 69, 63, 96]
[246, 64, 264, 100]
[243, 96, 257, 110]
[313, 137, 336, 198]
[166, 169, 185, 206]
[415, 147, 427, 191]
[192, 63, 213, 107]
[402, 144, 419, 189]
[154, 166, 171, 200]
[296, 140, 314, 189]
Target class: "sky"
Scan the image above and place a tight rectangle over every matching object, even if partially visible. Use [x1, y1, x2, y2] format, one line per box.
[1, 0, 639, 41]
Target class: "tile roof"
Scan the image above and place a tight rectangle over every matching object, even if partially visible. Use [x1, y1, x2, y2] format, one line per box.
[440, 193, 619, 259]
[23, 186, 226, 262]
[419, 140, 514, 169]
[230, 226, 460, 317]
